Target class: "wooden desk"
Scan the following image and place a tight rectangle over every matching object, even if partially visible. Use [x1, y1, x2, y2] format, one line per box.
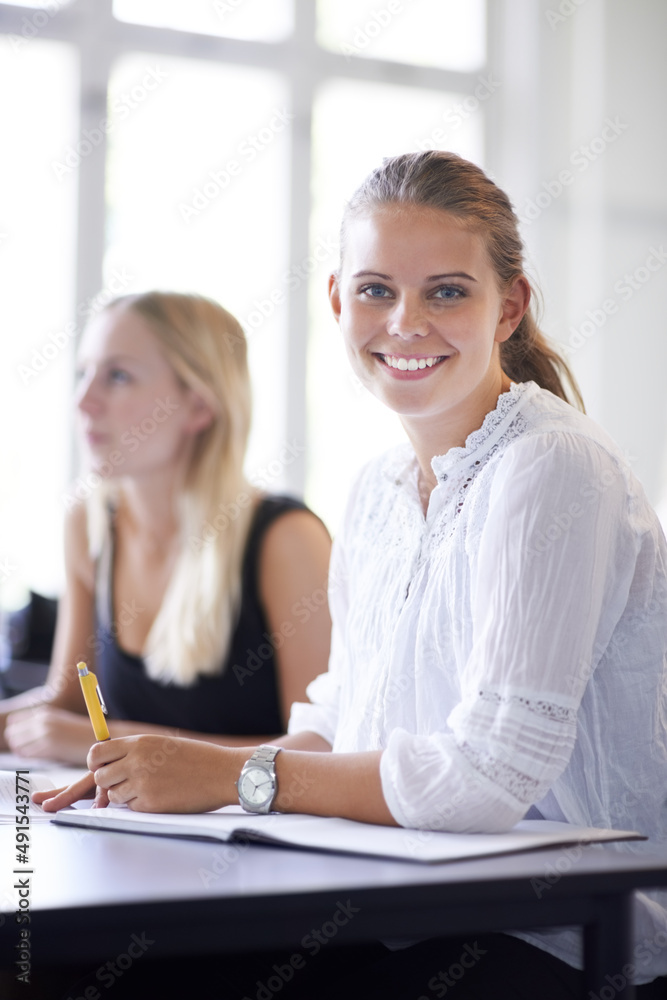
[1, 823, 666, 999]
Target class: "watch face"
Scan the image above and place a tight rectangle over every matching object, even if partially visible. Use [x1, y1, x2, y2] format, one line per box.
[239, 766, 275, 807]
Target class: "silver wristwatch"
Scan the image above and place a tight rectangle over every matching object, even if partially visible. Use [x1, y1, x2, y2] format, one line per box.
[236, 745, 282, 814]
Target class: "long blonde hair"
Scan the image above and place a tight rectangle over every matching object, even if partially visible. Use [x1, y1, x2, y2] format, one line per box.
[87, 291, 255, 685]
[341, 151, 584, 410]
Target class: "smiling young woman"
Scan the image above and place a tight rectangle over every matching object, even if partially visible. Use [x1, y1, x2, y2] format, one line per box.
[36, 156, 667, 999]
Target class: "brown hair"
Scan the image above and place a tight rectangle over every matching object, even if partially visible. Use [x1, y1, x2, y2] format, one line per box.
[341, 151, 584, 410]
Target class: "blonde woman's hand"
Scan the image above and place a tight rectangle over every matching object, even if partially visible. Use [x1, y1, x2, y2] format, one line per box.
[5, 705, 95, 765]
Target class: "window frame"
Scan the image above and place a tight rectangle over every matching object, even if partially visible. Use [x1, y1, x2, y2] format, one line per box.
[0, 0, 488, 494]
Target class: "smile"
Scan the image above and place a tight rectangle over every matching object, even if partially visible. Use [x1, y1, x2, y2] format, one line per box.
[378, 354, 448, 371]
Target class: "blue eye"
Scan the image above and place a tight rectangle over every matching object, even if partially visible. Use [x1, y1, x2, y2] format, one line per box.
[108, 368, 131, 384]
[360, 284, 391, 299]
[433, 285, 464, 300]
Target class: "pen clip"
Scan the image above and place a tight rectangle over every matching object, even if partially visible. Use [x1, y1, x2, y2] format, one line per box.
[96, 684, 108, 716]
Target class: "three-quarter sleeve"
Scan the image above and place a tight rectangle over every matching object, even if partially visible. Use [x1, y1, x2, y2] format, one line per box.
[381, 432, 641, 832]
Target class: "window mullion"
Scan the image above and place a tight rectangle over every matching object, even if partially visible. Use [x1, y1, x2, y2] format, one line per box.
[74, 0, 114, 322]
[283, 0, 318, 495]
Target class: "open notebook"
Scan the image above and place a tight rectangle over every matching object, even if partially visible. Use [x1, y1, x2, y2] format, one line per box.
[51, 803, 645, 864]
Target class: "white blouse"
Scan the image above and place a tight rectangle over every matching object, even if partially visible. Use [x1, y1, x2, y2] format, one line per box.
[288, 381, 667, 980]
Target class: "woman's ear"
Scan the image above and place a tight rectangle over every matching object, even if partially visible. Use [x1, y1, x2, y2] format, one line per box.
[495, 276, 531, 344]
[329, 272, 342, 324]
[184, 390, 216, 436]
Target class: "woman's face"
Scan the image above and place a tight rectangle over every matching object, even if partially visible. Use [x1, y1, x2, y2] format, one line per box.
[75, 306, 211, 481]
[329, 205, 528, 437]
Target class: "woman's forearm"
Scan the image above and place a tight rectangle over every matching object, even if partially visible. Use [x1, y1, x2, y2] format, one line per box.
[272, 748, 394, 824]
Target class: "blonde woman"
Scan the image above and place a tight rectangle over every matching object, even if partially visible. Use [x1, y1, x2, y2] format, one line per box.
[1, 292, 331, 764]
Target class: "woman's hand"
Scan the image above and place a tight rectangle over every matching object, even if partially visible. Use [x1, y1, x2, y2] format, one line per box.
[5, 705, 95, 765]
[86, 735, 244, 813]
[32, 771, 98, 812]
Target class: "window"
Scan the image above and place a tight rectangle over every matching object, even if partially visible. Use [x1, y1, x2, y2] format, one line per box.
[0, 34, 77, 599]
[105, 53, 291, 480]
[0, 0, 487, 601]
[113, 0, 294, 43]
[316, 0, 486, 72]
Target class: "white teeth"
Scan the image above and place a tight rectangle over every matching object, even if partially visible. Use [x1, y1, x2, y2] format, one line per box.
[381, 355, 444, 370]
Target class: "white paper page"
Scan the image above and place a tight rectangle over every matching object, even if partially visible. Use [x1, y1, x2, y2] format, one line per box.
[0, 770, 56, 822]
[0, 766, 89, 822]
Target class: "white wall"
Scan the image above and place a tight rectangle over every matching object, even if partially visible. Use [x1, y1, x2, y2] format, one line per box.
[488, 0, 667, 515]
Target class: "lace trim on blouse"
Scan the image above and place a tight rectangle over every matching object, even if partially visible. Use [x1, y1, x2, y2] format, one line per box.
[458, 741, 540, 804]
[382, 382, 537, 489]
[434, 381, 535, 472]
[477, 689, 578, 726]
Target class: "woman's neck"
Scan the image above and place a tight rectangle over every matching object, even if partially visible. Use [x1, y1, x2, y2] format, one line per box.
[406, 370, 512, 500]
[115, 471, 183, 552]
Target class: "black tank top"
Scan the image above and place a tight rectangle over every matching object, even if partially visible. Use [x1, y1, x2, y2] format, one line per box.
[95, 496, 309, 735]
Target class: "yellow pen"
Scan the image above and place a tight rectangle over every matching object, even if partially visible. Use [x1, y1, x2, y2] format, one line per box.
[76, 661, 110, 741]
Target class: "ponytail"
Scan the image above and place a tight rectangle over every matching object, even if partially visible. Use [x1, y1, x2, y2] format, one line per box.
[501, 314, 584, 410]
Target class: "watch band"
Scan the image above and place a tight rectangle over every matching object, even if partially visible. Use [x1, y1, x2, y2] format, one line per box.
[250, 745, 282, 766]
